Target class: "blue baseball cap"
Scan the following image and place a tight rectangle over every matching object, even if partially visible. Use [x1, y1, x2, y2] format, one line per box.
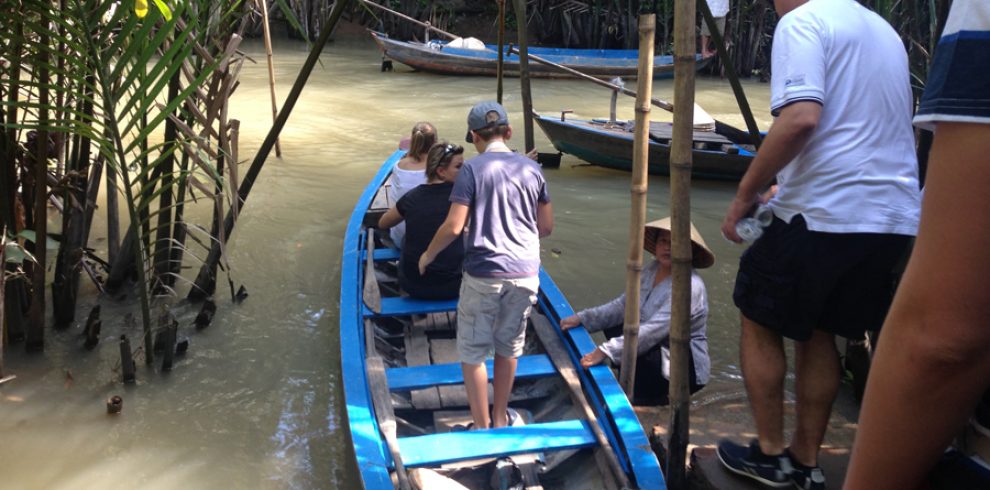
[465, 101, 509, 143]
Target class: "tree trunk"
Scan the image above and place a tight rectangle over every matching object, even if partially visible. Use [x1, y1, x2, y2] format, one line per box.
[52, 73, 95, 327]
[26, 25, 51, 352]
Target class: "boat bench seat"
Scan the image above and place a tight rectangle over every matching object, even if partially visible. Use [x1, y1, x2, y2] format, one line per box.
[385, 354, 556, 391]
[397, 419, 596, 467]
[364, 296, 459, 317]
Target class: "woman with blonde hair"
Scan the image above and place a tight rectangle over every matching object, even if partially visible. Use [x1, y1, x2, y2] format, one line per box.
[560, 217, 714, 405]
[389, 121, 437, 247]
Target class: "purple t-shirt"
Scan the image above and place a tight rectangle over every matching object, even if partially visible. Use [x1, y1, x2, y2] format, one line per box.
[450, 151, 550, 278]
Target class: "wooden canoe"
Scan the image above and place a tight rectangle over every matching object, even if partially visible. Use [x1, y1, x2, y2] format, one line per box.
[535, 112, 756, 181]
[370, 30, 711, 79]
[341, 149, 666, 489]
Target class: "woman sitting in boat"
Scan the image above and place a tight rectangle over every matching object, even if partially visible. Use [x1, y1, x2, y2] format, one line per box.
[560, 217, 713, 405]
[388, 121, 436, 248]
[378, 142, 465, 300]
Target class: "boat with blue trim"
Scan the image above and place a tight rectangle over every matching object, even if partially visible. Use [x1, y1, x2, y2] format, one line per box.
[341, 149, 666, 489]
[370, 30, 710, 79]
[535, 112, 756, 181]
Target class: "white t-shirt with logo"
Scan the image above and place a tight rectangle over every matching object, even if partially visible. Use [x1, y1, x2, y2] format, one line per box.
[767, 0, 921, 235]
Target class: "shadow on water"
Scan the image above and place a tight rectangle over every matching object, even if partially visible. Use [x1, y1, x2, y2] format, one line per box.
[0, 23, 772, 488]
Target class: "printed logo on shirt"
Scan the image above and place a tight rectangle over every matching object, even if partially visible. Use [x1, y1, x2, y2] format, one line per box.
[784, 75, 806, 88]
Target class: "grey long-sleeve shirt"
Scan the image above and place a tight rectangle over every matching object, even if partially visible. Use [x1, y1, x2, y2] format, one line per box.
[575, 261, 710, 385]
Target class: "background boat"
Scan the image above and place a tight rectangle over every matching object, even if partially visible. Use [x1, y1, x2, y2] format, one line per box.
[535, 113, 756, 181]
[341, 149, 665, 489]
[370, 30, 711, 79]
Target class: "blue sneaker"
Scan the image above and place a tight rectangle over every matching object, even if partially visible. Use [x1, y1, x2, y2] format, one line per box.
[717, 439, 792, 488]
[786, 450, 826, 490]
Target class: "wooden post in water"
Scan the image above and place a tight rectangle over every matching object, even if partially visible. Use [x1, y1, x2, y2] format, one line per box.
[258, 0, 282, 157]
[667, 0, 699, 486]
[511, 0, 535, 153]
[619, 13, 656, 396]
[119, 335, 136, 384]
[496, 0, 506, 104]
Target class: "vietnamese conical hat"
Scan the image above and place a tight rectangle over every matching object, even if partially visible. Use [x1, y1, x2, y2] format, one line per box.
[643, 217, 715, 269]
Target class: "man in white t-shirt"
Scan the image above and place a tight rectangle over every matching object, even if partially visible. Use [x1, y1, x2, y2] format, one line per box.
[717, 1, 921, 489]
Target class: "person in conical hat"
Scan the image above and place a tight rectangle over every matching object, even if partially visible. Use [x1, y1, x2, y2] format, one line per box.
[560, 217, 714, 406]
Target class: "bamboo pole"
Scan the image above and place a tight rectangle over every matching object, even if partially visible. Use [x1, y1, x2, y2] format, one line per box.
[619, 13, 655, 396]
[1, 229, 6, 380]
[667, 0, 698, 486]
[258, 0, 282, 157]
[698, 0, 762, 148]
[506, 45, 755, 145]
[190, 0, 355, 300]
[496, 0, 506, 104]
[511, 0, 535, 152]
[360, 0, 458, 40]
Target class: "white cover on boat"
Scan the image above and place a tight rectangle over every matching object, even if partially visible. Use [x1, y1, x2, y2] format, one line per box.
[445, 37, 486, 50]
[693, 103, 716, 131]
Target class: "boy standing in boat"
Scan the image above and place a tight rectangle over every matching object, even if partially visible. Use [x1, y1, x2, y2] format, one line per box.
[419, 101, 553, 430]
[717, 0, 921, 488]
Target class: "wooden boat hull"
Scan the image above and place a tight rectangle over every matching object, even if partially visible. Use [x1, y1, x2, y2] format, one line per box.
[535, 113, 755, 181]
[341, 150, 666, 489]
[370, 30, 711, 79]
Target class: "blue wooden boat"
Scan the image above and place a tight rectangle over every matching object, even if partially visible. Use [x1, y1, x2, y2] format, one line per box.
[342, 149, 666, 489]
[370, 30, 711, 79]
[535, 112, 756, 181]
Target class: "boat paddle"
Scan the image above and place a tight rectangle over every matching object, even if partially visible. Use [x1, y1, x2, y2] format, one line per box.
[363, 227, 381, 314]
[530, 313, 632, 489]
[362, 228, 410, 489]
[506, 45, 759, 147]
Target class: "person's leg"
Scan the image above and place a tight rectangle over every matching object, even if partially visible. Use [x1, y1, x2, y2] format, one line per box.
[491, 276, 538, 428]
[461, 362, 490, 429]
[741, 315, 787, 455]
[456, 273, 499, 430]
[846, 123, 990, 489]
[491, 354, 518, 428]
[789, 329, 840, 466]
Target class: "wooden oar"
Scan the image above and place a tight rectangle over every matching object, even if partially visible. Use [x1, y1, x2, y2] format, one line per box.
[506, 45, 758, 146]
[362, 227, 409, 488]
[360, 0, 459, 41]
[363, 227, 381, 314]
[530, 314, 631, 489]
[367, 354, 411, 490]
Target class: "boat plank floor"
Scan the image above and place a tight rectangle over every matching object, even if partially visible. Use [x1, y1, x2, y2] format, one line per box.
[404, 327, 441, 409]
[431, 339, 473, 407]
[397, 419, 597, 467]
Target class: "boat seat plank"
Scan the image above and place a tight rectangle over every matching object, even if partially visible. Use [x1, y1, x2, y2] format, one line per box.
[397, 420, 596, 467]
[365, 296, 459, 317]
[386, 354, 556, 391]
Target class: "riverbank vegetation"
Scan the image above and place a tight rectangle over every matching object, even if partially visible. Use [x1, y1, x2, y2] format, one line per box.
[1, 1, 253, 370]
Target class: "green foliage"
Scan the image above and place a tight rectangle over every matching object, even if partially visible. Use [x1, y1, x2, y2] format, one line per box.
[2, 0, 244, 340]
